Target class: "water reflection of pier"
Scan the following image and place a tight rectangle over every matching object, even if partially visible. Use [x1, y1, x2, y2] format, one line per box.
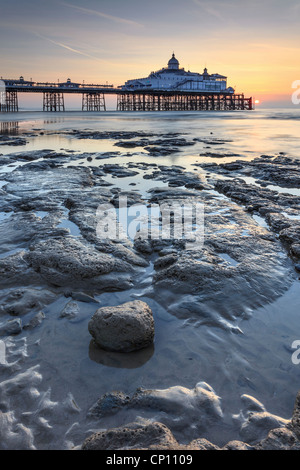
[0, 121, 19, 135]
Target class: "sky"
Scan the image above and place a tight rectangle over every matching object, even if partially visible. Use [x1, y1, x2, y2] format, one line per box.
[0, 0, 300, 108]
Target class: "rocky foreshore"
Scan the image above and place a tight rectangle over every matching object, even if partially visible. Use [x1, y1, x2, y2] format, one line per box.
[82, 389, 300, 450]
[0, 127, 300, 450]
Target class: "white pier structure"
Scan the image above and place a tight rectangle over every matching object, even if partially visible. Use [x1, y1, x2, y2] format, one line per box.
[122, 53, 235, 94]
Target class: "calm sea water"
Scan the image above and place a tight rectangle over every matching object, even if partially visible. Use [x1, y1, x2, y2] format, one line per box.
[0, 107, 300, 160]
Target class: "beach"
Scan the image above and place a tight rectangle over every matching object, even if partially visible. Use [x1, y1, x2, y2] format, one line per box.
[0, 108, 300, 450]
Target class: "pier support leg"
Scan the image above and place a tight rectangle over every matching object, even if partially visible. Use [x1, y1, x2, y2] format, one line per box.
[43, 92, 65, 112]
[1, 91, 19, 112]
[117, 95, 122, 111]
[82, 93, 106, 111]
[116, 92, 253, 112]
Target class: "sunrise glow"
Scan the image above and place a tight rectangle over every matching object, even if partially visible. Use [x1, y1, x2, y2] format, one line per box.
[1, 0, 299, 108]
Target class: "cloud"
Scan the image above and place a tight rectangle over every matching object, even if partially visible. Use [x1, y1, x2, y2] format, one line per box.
[34, 32, 107, 62]
[192, 0, 228, 20]
[60, 2, 143, 27]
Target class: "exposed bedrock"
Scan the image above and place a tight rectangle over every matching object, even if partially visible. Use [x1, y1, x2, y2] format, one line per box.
[213, 178, 300, 213]
[63, 130, 177, 140]
[82, 421, 218, 451]
[0, 318, 22, 336]
[0, 152, 297, 327]
[62, 129, 194, 155]
[25, 237, 134, 290]
[87, 382, 223, 439]
[1, 165, 99, 212]
[194, 158, 300, 263]
[198, 155, 300, 188]
[0, 288, 56, 316]
[82, 420, 300, 451]
[82, 389, 300, 450]
[0, 136, 27, 146]
[0, 211, 69, 255]
[143, 166, 209, 190]
[233, 394, 289, 443]
[0, 162, 149, 295]
[101, 164, 139, 178]
[211, 178, 300, 260]
[146, 192, 294, 327]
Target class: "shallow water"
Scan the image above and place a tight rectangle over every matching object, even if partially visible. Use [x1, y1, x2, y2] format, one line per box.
[0, 108, 300, 449]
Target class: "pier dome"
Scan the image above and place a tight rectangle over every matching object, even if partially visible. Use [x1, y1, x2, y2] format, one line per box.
[168, 53, 179, 70]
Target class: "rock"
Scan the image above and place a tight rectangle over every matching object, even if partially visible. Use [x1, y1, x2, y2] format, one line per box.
[202, 154, 300, 188]
[82, 421, 183, 450]
[0, 318, 22, 336]
[134, 237, 153, 255]
[87, 391, 131, 418]
[0, 252, 41, 289]
[291, 390, 300, 438]
[188, 438, 220, 450]
[23, 311, 45, 330]
[87, 382, 223, 438]
[149, 186, 293, 327]
[221, 162, 244, 171]
[148, 187, 197, 203]
[88, 300, 154, 352]
[222, 440, 255, 450]
[59, 301, 80, 319]
[266, 212, 291, 232]
[102, 164, 139, 178]
[240, 394, 266, 412]
[0, 137, 27, 146]
[26, 237, 132, 290]
[279, 225, 300, 245]
[291, 244, 300, 259]
[256, 427, 300, 450]
[230, 393, 292, 446]
[81, 419, 300, 451]
[214, 179, 300, 212]
[0, 288, 56, 316]
[82, 389, 300, 451]
[239, 408, 289, 444]
[154, 253, 178, 270]
[114, 141, 142, 148]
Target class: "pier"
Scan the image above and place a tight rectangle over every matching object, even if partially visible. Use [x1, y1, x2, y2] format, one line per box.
[0, 77, 113, 112]
[0, 74, 253, 112]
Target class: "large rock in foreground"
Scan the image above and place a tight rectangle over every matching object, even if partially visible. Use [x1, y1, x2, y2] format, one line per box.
[81, 421, 218, 450]
[88, 300, 155, 353]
